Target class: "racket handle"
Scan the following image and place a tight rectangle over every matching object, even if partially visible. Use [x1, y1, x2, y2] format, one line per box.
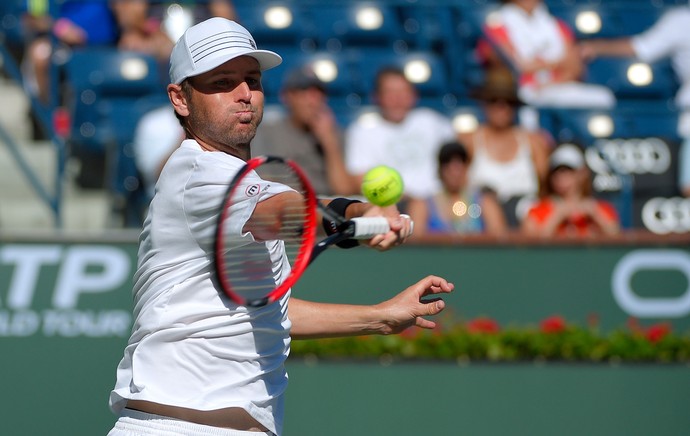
[349, 217, 391, 239]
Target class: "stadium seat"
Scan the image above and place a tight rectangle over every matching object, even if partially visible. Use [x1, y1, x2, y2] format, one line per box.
[260, 48, 357, 105]
[0, 0, 27, 48]
[539, 108, 628, 144]
[64, 48, 166, 150]
[585, 57, 678, 102]
[350, 48, 452, 106]
[549, 2, 665, 39]
[64, 48, 167, 226]
[234, 2, 310, 49]
[397, 4, 456, 51]
[303, 2, 405, 52]
[615, 100, 681, 141]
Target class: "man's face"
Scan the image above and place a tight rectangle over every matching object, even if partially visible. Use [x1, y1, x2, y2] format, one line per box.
[375, 73, 417, 124]
[282, 87, 327, 127]
[180, 56, 265, 154]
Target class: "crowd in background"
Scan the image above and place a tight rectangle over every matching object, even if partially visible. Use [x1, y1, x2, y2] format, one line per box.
[2, 0, 689, 237]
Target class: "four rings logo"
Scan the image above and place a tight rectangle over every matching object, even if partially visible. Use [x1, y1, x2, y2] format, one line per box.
[586, 138, 671, 176]
[642, 197, 690, 234]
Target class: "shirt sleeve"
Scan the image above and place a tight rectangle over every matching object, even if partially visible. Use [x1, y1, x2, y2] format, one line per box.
[631, 9, 686, 63]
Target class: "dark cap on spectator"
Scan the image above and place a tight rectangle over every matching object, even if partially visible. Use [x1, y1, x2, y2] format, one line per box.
[470, 67, 523, 106]
[282, 67, 326, 92]
[438, 141, 469, 165]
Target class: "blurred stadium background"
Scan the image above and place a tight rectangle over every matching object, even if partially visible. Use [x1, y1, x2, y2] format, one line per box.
[1, 1, 690, 435]
[1, 0, 689, 232]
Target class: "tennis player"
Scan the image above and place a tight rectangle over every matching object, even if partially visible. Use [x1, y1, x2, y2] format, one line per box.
[108, 17, 454, 436]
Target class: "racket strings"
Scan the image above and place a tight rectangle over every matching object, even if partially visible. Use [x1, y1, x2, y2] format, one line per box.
[219, 160, 314, 304]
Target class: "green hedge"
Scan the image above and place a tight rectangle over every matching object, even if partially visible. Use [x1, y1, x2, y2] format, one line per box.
[290, 315, 690, 363]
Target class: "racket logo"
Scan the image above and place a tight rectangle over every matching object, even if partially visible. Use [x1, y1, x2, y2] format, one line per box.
[245, 184, 261, 197]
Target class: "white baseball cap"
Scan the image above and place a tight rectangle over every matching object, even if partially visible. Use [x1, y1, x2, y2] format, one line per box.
[169, 17, 282, 84]
[549, 144, 586, 170]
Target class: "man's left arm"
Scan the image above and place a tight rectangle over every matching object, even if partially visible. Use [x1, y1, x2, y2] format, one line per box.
[288, 275, 454, 339]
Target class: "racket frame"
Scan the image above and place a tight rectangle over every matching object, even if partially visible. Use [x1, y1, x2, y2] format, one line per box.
[214, 155, 319, 307]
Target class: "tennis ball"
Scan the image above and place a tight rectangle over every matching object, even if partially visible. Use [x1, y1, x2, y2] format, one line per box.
[361, 165, 404, 207]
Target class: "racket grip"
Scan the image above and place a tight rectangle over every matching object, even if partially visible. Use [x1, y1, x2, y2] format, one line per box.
[349, 217, 391, 239]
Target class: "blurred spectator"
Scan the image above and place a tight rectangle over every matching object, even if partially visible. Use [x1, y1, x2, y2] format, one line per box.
[110, 0, 173, 63]
[579, 4, 690, 156]
[345, 66, 456, 202]
[22, 0, 118, 105]
[251, 66, 357, 196]
[460, 68, 550, 228]
[149, 0, 238, 43]
[407, 141, 508, 237]
[521, 143, 620, 237]
[133, 106, 184, 199]
[479, 0, 615, 109]
[129, 1, 238, 199]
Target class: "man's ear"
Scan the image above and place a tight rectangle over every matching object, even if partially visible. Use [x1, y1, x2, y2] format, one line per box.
[168, 83, 190, 117]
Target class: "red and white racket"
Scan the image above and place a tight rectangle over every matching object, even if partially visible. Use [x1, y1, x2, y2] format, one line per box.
[214, 155, 396, 307]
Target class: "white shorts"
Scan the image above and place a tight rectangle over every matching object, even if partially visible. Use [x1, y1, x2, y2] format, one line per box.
[108, 409, 274, 436]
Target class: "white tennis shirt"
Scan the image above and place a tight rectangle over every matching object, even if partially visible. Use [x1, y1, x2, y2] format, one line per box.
[110, 140, 292, 436]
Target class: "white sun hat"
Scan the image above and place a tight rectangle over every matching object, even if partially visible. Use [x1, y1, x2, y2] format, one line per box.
[549, 143, 586, 170]
[169, 17, 282, 84]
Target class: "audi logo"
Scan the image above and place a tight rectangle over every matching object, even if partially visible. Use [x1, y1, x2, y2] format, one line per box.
[642, 197, 690, 234]
[586, 138, 671, 175]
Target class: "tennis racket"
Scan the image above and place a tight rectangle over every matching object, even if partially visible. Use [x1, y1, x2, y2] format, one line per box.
[214, 155, 397, 308]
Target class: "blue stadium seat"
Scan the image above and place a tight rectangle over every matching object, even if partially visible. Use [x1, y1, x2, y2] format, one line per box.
[585, 57, 678, 101]
[64, 48, 166, 150]
[539, 108, 628, 144]
[260, 48, 357, 105]
[397, 4, 457, 51]
[549, 2, 665, 38]
[303, 2, 405, 52]
[0, 0, 27, 47]
[616, 101, 681, 141]
[64, 48, 167, 226]
[234, 2, 310, 49]
[65, 48, 165, 99]
[350, 48, 452, 105]
[540, 101, 681, 145]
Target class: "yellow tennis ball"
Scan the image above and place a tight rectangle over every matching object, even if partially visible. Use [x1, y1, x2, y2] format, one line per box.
[361, 165, 404, 207]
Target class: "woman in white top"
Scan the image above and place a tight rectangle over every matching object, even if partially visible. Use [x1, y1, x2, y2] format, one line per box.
[460, 68, 550, 227]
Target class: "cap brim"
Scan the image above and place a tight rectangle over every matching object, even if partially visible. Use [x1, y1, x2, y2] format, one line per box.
[175, 49, 282, 84]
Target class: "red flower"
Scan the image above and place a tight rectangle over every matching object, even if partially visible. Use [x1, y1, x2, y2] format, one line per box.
[540, 315, 567, 334]
[646, 323, 671, 343]
[467, 317, 500, 334]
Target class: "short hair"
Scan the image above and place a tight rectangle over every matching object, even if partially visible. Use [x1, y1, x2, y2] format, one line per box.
[373, 66, 409, 94]
[438, 141, 469, 166]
